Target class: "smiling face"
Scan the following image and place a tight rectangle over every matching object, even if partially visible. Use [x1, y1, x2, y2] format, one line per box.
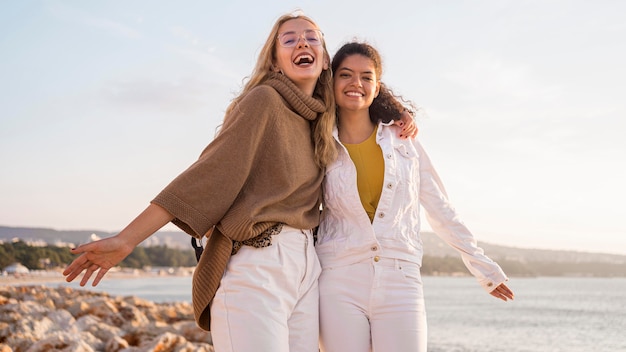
[273, 18, 328, 96]
[333, 54, 381, 114]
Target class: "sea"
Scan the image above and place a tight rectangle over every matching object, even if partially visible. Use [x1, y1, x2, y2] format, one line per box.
[56, 276, 625, 352]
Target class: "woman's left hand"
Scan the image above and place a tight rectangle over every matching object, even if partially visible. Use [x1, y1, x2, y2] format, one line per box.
[490, 283, 515, 301]
[394, 110, 418, 139]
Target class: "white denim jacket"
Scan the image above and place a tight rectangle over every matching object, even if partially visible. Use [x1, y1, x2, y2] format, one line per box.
[316, 121, 508, 292]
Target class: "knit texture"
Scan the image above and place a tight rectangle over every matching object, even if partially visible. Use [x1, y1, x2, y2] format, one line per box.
[151, 72, 325, 330]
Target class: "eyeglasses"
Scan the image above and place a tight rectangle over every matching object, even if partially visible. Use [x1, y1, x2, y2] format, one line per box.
[277, 29, 324, 48]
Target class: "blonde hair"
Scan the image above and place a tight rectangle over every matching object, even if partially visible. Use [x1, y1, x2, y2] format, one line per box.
[225, 12, 337, 168]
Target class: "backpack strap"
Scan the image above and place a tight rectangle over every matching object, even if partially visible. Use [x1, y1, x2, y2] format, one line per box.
[191, 237, 204, 262]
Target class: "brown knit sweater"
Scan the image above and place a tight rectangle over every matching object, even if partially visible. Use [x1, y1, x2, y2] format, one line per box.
[151, 72, 326, 331]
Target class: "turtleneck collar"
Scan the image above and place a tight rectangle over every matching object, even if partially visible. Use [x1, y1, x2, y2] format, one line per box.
[264, 72, 326, 121]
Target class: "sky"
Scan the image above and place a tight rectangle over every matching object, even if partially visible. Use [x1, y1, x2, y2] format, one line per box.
[1, 1, 625, 255]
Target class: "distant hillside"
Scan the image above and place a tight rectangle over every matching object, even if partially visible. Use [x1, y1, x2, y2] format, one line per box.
[2, 225, 624, 265]
[0, 225, 190, 250]
[422, 233, 625, 277]
[422, 232, 626, 264]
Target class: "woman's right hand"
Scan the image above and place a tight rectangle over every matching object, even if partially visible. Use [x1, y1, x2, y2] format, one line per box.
[62, 203, 175, 286]
[62, 235, 134, 287]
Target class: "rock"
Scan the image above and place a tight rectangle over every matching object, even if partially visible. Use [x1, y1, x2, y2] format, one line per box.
[75, 315, 121, 342]
[5, 316, 56, 345]
[171, 321, 212, 344]
[0, 285, 213, 351]
[47, 309, 77, 332]
[24, 331, 95, 352]
[135, 331, 213, 352]
[117, 303, 150, 329]
[86, 298, 120, 318]
[104, 335, 128, 352]
[66, 300, 91, 318]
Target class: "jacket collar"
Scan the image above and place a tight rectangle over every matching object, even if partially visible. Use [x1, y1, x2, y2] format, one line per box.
[332, 119, 394, 143]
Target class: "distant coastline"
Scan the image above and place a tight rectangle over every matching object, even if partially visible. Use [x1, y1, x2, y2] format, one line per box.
[2, 225, 626, 278]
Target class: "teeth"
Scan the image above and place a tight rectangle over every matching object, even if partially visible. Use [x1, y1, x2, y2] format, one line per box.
[294, 54, 313, 65]
[346, 92, 362, 97]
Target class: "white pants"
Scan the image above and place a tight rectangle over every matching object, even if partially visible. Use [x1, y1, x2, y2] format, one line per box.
[210, 226, 321, 352]
[319, 257, 427, 352]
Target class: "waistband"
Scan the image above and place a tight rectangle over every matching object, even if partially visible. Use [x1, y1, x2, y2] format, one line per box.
[231, 224, 312, 255]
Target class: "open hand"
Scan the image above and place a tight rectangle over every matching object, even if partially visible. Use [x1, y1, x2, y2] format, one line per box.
[62, 235, 134, 287]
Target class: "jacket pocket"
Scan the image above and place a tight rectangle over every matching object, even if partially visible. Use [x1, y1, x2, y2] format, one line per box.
[394, 143, 420, 191]
[322, 159, 345, 204]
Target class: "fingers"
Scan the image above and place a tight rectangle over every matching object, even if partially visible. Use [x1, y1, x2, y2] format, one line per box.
[92, 267, 110, 286]
[64, 240, 105, 286]
[79, 262, 100, 287]
[490, 283, 515, 301]
[63, 253, 103, 287]
[490, 290, 508, 301]
[499, 283, 515, 300]
[398, 124, 415, 139]
[397, 109, 418, 139]
[396, 117, 418, 139]
[393, 120, 407, 139]
[62, 254, 90, 282]
[402, 124, 418, 139]
[70, 240, 97, 255]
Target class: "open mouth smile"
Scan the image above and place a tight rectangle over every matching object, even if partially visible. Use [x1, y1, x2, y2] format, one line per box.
[294, 54, 314, 66]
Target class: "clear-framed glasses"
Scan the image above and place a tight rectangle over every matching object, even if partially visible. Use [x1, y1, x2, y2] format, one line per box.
[277, 29, 324, 48]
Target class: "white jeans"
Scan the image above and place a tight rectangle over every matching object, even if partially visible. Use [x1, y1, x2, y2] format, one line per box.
[319, 257, 427, 352]
[210, 226, 321, 352]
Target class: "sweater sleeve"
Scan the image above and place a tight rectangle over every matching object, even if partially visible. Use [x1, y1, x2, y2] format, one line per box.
[152, 86, 279, 238]
[415, 140, 508, 292]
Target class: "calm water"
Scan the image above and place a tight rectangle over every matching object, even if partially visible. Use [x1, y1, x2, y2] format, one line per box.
[423, 277, 625, 352]
[59, 276, 626, 352]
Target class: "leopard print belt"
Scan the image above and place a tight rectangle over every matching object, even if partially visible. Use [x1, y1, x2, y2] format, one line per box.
[231, 223, 283, 255]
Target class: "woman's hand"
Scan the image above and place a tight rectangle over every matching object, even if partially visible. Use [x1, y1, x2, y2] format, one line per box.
[489, 282, 515, 301]
[63, 235, 134, 287]
[62, 203, 174, 286]
[394, 110, 418, 139]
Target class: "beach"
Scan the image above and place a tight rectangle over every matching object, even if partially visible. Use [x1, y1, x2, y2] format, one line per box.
[0, 267, 194, 286]
[0, 278, 211, 352]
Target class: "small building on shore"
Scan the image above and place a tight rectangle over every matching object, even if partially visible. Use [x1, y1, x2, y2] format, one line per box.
[2, 262, 30, 275]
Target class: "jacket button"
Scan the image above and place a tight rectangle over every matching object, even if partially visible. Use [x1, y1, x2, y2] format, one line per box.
[386, 153, 392, 159]
[386, 183, 393, 189]
[487, 282, 493, 287]
[374, 256, 380, 262]
[378, 212, 385, 218]
[371, 246, 378, 251]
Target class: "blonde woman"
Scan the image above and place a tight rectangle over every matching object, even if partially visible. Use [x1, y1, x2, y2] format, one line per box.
[64, 12, 334, 352]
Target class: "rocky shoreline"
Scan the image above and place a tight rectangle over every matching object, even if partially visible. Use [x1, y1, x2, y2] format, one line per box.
[0, 285, 213, 352]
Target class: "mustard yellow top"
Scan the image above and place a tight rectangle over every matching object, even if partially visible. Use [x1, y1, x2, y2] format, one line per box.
[343, 125, 384, 222]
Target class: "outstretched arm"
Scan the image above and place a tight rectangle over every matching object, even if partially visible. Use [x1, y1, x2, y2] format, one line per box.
[62, 203, 174, 287]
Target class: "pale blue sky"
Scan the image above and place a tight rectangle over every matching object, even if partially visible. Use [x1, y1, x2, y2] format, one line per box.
[1, 1, 625, 254]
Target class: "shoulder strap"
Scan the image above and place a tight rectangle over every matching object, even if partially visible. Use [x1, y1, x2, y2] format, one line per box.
[191, 237, 203, 262]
